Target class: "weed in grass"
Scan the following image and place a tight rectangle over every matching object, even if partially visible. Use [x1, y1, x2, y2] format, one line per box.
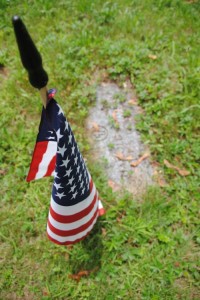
[108, 143, 115, 150]
[127, 123, 132, 131]
[108, 115, 120, 130]
[113, 92, 126, 103]
[101, 99, 111, 109]
[123, 109, 132, 118]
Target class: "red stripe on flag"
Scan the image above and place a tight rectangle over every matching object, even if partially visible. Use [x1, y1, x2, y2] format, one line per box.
[26, 141, 48, 182]
[89, 179, 93, 190]
[47, 206, 105, 246]
[48, 206, 99, 237]
[44, 155, 56, 177]
[47, 226, 96, 245]
[49, 189, 97, 224]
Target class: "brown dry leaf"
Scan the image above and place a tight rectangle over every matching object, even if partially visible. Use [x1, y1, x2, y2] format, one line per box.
[20, 109, 28, 117]
[157, 176, 167, 187]
[152, 161, 161, 168]
[117, 211, 126, 223]
[42, 288, 50, 296]
[174, 262, 180, 268]
[178, 169, 191, 176]
[130, 153, 150, 167]
[68, 274, 81, 282]
[69, 268, 97, 282]
[112, 109, 120, 125]
[77, 270, 90, 277]
[153, 168, 167, 187]
[128, 98, 137, 105]
[108, 179, 120, 192]
[91, 122, 100, 132]
[186, 0, 198, 3]
[0, 169, 6, 175]
[66, 245, 73, 250]
[22, 287, 35, 300]
[115, 152, 133, 161]
[148, 54, 157, 60]
[101, 227, 107, 236]
[164, 159, 190, 176]
[65, 252, 70, 261]
[108, 179, 115, 189]
[0, 65, 8, 77]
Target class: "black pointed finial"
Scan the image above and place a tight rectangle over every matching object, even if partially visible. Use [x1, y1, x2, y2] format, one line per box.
[12, 16, 48, 89]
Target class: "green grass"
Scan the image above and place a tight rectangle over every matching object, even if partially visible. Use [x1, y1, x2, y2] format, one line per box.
[0, 0, 200, 299]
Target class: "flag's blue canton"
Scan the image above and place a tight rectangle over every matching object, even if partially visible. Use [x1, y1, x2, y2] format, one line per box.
[46, 99, 90, 207]
[36, 109, 57, 142]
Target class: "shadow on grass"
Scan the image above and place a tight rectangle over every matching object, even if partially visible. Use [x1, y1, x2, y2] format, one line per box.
[69, 220, 104, 274]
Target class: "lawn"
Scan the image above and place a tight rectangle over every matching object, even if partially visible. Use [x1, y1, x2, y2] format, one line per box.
[0, 0, 199, 299]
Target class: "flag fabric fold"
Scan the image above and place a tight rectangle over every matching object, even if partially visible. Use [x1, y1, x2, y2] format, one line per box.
[27, 92, 105, 245]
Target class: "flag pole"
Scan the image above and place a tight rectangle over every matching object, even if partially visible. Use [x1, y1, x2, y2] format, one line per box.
[39, 87, 49, 108]
[12, 16, 49, 108]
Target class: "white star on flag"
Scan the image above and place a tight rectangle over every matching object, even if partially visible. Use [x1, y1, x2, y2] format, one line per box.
[68, 133, 73, 144]
[67, 176, 74, 185]
[74, 155, 78, 165]
[76, 165, 80, 174]
[70, 184, 76, 193]
[64, 121, 69, 131]
[60, 157, 70, 168]
[54, 182, 63, 190]
[57, 144, 67, 157]
[55, 192, 66, 199]
[80, 181, 84, 188]
[56, 128, 63, 141]
[54, 171, 60, 179]
[71, 144, 75, 156]
[57, 105, 64, 116]
[72, 191, 78, 199]
[64, 167, 72, 177]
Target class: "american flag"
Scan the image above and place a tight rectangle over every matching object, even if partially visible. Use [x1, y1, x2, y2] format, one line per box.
[27, 90, 105, 245]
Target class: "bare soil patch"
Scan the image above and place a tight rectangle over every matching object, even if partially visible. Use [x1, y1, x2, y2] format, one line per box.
[86, 82, 156, 196]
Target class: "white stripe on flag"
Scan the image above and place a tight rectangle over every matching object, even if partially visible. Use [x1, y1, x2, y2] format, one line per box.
[98, 199, 103, 210]
[35, 141, 57, 179]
